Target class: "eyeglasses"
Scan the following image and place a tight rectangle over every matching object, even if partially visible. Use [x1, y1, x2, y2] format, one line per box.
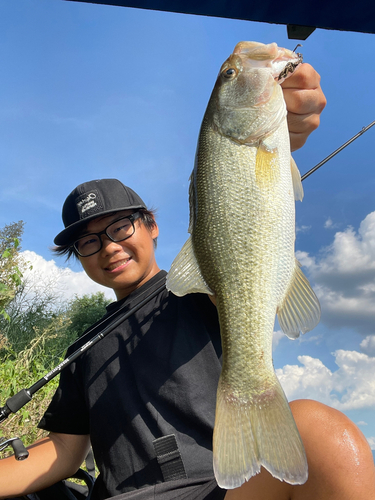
[73, 212, 142, 257]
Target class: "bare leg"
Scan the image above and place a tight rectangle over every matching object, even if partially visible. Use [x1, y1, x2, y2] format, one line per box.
[225, 399, 375, 500]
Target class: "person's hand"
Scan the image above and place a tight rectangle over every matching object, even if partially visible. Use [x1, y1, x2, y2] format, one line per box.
[282, 63, 327, 151]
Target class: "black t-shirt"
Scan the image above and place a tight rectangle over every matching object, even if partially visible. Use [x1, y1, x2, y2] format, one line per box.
[39, 271, 223, 500]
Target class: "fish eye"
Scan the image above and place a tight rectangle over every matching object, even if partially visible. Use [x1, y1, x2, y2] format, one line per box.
[222, 67, 237, 79]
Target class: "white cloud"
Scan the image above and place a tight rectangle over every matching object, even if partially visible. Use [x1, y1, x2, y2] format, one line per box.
[297, 211, 375, 334]
[324, 217, 340, 230]
[273, 329, 322, 351]
[273, 330, 284, 350]
[20, 250, 116, 304]
[324, 217, 333, 229]
[360, 335, 375, 356]
[276, 350, 375, 411]
[367, 437, 375, 450]
[296, 225, 311, 234]
[298, 334, 323, 345]
[277, 356, 333, 403]
[357, 421, 368, 426]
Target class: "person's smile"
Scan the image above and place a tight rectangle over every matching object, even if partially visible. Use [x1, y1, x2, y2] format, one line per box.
[105, 257, 132, 273]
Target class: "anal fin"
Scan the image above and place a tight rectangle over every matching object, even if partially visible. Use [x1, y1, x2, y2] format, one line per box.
[277, 259, 320, 339]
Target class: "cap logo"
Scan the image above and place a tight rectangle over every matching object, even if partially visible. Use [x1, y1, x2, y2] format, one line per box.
[77, 192, 97, 214]
[75, 190, 104, 219]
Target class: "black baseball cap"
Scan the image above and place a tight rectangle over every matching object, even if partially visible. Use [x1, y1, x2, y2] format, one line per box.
[54, 179, 146, 246]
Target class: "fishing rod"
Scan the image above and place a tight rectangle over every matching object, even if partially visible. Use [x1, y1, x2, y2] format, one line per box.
[1, 122, 373, 458]
[301, 120, 375, 181]
[0, 278, 166, 459]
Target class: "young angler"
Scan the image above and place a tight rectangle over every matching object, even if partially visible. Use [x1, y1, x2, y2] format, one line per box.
[0, 65, 374, 500]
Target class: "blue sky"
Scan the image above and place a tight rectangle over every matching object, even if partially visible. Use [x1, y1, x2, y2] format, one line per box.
[1, 1, 375, 456]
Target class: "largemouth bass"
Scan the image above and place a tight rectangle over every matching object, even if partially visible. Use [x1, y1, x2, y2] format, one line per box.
[166, 41, 320, 489]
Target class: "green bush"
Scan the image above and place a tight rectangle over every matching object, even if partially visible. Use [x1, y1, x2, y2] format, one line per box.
[0, 221, 112, 459]
[0, 297, 111, 458]
[0, 323, 62, 456]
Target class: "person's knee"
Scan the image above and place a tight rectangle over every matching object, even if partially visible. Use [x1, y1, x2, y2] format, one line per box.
[290, 399, 375, 498]
[225, 400, 374, 500]
[290, 399, 370, 456]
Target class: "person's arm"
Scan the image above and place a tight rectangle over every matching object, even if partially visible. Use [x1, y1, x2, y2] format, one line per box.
[0, 432, 90, 499]
[282, 63, 327, 152]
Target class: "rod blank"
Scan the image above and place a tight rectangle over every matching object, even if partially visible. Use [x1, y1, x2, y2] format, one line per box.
[301, 121, 375, 182]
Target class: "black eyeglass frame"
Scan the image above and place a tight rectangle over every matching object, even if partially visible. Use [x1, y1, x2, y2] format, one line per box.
[72, 212, 142, 257]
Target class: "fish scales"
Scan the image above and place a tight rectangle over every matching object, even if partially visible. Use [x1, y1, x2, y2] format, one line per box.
[167, 41, 320, 489]
[195, 119, 292, 382]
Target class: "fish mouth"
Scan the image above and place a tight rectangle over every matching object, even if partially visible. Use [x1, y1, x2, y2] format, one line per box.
[232, 41, 303, 82]
[275, 52, 303, 82]
[105, 258, 131, 272]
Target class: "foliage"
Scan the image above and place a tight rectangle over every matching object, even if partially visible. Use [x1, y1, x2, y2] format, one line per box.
[0, 222, 112, 459]
[65, 292, 112, 340]
[1, 283, 62, 358]
[0, 290, 110, 457]
[0, 322, 61, 456]
[0, 221, 24, 321]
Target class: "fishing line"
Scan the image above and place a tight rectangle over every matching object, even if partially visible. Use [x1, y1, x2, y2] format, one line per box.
[301, 121, 375, 181]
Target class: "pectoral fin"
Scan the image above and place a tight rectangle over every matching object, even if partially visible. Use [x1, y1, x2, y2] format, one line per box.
[255, 145, 280, 187]
[166, 236, 213, 296]
[291, 157, 304, 201]
[277, 259, 320, 339]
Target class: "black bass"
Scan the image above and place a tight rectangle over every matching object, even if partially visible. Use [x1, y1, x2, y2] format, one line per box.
[167, 41, 320, 489]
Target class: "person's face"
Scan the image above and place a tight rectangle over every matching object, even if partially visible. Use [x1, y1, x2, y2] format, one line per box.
[77, 210, 160, 300]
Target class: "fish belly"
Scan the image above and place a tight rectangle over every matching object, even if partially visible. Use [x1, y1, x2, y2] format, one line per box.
[192, 119, 307, 488]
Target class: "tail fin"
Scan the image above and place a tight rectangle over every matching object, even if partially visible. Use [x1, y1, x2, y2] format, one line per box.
[213, 377, 308, 489]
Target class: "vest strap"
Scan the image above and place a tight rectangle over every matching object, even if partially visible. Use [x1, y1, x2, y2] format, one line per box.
[153, 434, 187, 482]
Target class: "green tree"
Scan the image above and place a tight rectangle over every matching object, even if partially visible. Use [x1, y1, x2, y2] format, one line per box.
[0, 221, 24, 321]
[65, 292, 112, 341]
[2, 285, 65, 360]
